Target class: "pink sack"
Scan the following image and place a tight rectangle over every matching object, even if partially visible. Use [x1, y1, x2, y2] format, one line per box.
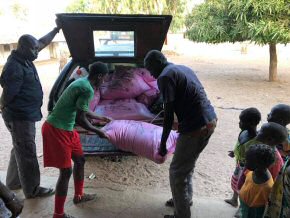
[100, 68, 150, 100]
[102, 120, 178, 164]
[95, 99, 156, 121]
[89, 89, 101, 111]
[147, 80, 158, 90]
[136, 89, 160, 107]
[133, 68, 156, 83]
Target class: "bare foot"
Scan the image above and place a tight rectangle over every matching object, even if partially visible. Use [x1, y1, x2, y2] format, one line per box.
[234, 207, 241, 218]
[224, 198, 238, 207]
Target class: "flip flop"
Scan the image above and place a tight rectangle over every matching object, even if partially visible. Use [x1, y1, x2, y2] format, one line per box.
[54, 213, 76, 218]
[63, 213, 76, 218]
[165, 198, 193, 207]
[73, 193, 97, 204]
[29, 187, 55, 198]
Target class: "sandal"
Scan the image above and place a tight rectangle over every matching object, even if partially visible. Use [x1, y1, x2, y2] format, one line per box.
[73, 193, 97, 204]
[63, 214, 76, 218]
[53, 213, 75, 218]
[224, 198, 239, 207]
[165, 198, 193, 207]
[165, 198, 174, 207]
[29, 187, 55, 198]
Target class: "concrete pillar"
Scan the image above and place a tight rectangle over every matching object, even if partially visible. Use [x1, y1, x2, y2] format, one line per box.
[49, 42, 59, 59]
[0, 45, 5, 64]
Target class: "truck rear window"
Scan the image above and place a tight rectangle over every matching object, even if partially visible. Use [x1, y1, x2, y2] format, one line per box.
[93, 31, 134, 57]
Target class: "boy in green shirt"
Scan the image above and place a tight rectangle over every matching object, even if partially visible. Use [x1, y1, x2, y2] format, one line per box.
[42, 62, 111, 218]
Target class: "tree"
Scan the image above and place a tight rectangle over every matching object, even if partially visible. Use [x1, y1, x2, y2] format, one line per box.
[65, 0, 186, 32]
[185, 0, 290, 81]
[11, 2, 28, 21]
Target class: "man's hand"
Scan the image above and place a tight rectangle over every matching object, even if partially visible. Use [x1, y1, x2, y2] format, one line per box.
[228, 150, 235, 158]
[100, 116, 113, 123]
[89, 116, 112, 126]
[96, 130, 109, 139]
[92, 120, 108, 126]
[158, 143, 168, 157]
[55, 18, 62, 31]
[6, 196, 24, 218]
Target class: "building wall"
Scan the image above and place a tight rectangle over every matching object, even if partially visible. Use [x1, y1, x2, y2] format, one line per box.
[0, 41, 68, 65]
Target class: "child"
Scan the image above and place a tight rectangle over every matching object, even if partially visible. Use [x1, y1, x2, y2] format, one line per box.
[241, 122, 287, 180]
[234, 122, 288, 218]
[267, 104, 290, 161]
[263, 157, 290, 217]
[225, 107, 261, 207]
[42, 62, 111, 218]
[239, 144, 276, 218]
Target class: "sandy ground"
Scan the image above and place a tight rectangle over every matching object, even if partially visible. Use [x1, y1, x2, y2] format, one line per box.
[0, 38, 289, 205]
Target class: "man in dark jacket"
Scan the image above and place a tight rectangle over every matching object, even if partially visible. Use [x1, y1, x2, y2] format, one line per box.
[0, 20, 61, 198]
[144, 50, 217, 218]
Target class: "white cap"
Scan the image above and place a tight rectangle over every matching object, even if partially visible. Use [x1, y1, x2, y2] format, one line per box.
[71, 67, 89, 80]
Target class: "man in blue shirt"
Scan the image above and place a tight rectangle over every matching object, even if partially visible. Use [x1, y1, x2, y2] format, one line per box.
[0, 20, 61, 199]
[144, 50, 217, 218]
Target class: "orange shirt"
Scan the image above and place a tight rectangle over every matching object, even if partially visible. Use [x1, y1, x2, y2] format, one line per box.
[239, 171, 274, 207]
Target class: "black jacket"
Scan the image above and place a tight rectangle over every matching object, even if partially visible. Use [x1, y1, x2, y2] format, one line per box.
[0, 50, 43, 121]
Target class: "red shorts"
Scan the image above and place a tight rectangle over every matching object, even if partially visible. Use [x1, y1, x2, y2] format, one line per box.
[42, 121, 83, 169]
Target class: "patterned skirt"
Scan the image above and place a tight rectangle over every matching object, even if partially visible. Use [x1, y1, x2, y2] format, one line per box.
[263, 158, 290, 218]
[231, 163, 244, 193]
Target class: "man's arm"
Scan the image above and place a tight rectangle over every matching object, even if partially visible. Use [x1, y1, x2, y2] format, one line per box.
[76, 110, 108, 138]
[86, 110, 112, 122]
[1, 65, 23, 108]
[38, 19, 61, 51]
[159, 102, 174, 156]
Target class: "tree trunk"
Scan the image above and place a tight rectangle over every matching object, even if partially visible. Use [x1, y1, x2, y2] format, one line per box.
[269, 43, 277, 82]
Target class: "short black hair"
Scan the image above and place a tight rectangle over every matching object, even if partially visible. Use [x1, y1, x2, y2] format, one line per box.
[268, 104, 290, 125]
[88, 62, 109, 79]
[240, 107, 261, 125]
[245, 144, 276, 170]
[18, 34, 37, 48]
[258, 122, 288, 145]
[144, 50, 168, 65]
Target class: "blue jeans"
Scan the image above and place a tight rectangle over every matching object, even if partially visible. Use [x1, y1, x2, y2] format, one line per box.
[170, 124, 215, 218]
[0, 198, 11, 218]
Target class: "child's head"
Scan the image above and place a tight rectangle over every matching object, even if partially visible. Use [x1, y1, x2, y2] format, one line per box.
[239, 107, 261, 131]
[267, 104, 290, 126]
[245, 144, 276, 171]
[88, 62, 109, 87]
[257, 122, 288, 146]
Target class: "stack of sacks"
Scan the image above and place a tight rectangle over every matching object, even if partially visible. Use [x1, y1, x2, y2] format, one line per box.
[100, 66, 152, 100]
[134, 68, 159, 107]
[89, 66, 160, 121]
[89, 89, 101, 112]
[102, 120, 177, 164]
[95, 99, 155, 120]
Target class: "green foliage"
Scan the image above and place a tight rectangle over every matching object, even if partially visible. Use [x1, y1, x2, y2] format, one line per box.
[66, 0, 95, 13]
[185, 1, 239, 43]
[228, 0, 290, 44]
[11, 2, 28, 20]
[163, 0, 186, 32]
[65, 0, 186, 32]
[185, 0, 290, 45]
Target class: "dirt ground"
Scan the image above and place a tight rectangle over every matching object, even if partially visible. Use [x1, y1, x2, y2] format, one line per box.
[0, 39, 289, 203]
